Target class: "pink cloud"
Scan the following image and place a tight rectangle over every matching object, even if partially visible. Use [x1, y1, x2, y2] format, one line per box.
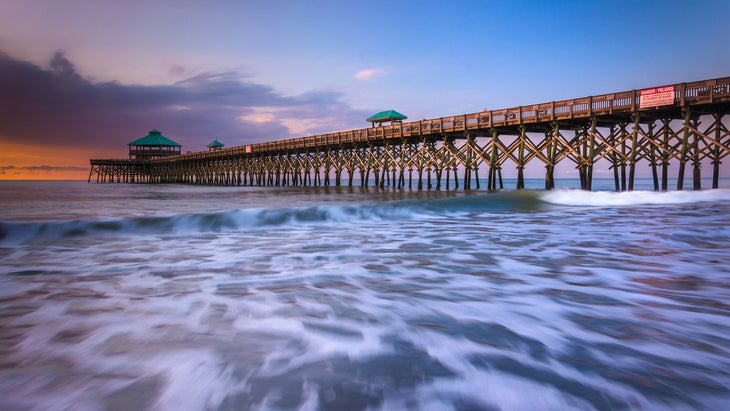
[169, 65, 186, 77]
[354, 69, 385, 80]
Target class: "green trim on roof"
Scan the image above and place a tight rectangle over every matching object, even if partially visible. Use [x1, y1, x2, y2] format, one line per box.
[128, 129, 182, 147]
[367, 110, 407, 122]
[207, 139, 225, 148]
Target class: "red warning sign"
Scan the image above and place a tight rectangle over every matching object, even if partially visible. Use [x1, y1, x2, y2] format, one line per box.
[639, 86, 675, 108]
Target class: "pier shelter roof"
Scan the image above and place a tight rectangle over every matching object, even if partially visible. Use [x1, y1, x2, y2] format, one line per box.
[367, 110, 407, 127]
[207, 139, 225, 149]
[127, 129, 181, 160]
[128, 129, 182, 147]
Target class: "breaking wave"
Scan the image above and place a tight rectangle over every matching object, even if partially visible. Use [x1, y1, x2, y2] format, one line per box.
[2, 189, 728, 244]
[541, 188, 730, 206]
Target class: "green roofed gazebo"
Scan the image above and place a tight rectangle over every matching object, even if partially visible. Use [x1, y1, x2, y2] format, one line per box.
[128, 129, 182, 159]
[367, 110, 407, 127]
[207, 139, 225, 151]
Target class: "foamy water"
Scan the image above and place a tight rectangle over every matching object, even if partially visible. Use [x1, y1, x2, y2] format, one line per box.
[1, 181, 729, 410]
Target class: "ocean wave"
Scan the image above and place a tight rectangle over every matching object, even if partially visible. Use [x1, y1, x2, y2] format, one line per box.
[0, 192, 541, 244]
[2, 189, 727, 243]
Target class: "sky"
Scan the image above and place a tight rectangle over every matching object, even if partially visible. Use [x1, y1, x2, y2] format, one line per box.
[1, 0, 729, 180]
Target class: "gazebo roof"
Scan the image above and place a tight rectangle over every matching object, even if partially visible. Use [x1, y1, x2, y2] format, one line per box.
[128, 129, 182, 147]
[367, 110, 407, 123]
[207, 139, 225, 148]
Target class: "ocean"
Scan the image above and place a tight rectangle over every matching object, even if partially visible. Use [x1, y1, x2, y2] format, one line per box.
[1, 179, 730, 411]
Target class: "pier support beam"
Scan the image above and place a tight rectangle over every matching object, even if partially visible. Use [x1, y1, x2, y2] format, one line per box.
[516, 127, 526, 190]
[628, 114, 640, 191]
[545, 123, 558, 190]
[677, 109, 694, 191]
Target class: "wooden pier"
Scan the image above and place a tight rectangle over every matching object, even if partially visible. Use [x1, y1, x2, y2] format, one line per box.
[89, 77, 730, 191]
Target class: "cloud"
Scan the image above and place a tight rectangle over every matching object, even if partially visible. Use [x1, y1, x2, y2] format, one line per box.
[49, 50, 82, 82]
[0, 50, 371, 153]
[354, 69, 385, 80]
[238, 108, 277, 124]
[168, 65, 186, 77]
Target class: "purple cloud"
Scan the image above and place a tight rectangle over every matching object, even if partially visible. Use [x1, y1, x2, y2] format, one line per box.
[0, 50, 370, 153]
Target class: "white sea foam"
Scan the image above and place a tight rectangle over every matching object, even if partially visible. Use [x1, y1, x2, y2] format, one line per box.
[541, 188, 730, 207]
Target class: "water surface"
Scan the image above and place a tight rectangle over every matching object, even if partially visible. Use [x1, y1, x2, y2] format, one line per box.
[1, 180, 729, 410]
